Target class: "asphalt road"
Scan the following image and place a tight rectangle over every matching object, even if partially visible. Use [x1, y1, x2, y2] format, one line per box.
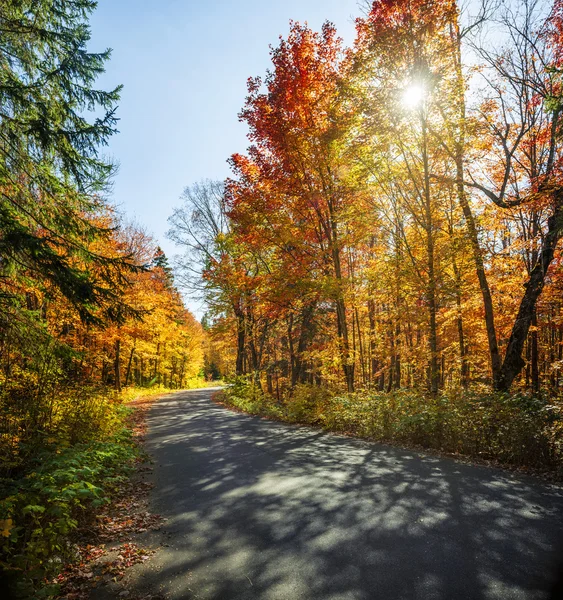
[126, 388, 563, 600]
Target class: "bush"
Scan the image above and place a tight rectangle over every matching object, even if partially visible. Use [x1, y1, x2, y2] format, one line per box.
[285, 384, 327, 423]
[0, 387, 142, 598]
[0, 427, 138, 598]
[221, 382, 563, 471]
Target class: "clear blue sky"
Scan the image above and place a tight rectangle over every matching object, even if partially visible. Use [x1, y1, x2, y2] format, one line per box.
[89, 0, 361, 314]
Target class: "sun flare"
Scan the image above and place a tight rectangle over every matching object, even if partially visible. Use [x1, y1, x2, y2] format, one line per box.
[402, 84, 425, 108]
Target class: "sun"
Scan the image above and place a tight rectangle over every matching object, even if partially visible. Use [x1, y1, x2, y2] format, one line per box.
[402, 84, 425, 109]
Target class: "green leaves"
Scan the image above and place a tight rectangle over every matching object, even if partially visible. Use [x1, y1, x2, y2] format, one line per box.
[0, 429, 139, 594]
[0, 0, 143, 327]
[22, 505, 46, 515]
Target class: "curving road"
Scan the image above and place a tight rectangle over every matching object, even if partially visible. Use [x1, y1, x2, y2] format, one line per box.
[125, 388, 563, 600]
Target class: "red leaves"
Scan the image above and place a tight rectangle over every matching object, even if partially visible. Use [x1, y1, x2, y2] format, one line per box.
[54, 542, 156, 599]
[101, 542, 155, 579]
[222, 20, 356, 314]
[549, 0, 563, 66]
[95, 504, 163, 542]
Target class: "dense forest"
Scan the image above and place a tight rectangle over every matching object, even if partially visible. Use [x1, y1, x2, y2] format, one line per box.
[0, 1, 203, 595]
[172, 0, 563, 465]
[175, 0, 563, 396]
[0, 0, 204, 470]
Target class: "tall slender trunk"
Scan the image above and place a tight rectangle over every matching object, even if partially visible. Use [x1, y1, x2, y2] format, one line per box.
[170, 358, 177, 390]
[234, 302, 246, 376]
[393, 224, 402, 389]
[248, 315, 268, 390]
[530, 212, 540, 394]
[367, 298, 377, 387]
[386, 314, 395, 393]
[336, 296, 354, 392]
[153, 342, 160, 382]
[291, 303, 316, 387]
[180, 356, 187, 388]
[114, 339, 121, 393]
[331, 242, 354, 392]
[531, 309, 539, 394]
[327, 203, 354, 392]
[394, 321, 401, 389]
[124, 339, 136, 387]
[450, 19, 502, 385]
[355, 307, 367, 386]
[549, 311, 557, 392]
[452, 258, 468, 386]
[421, 107, 439, 395]
[557, 327, 562, 391]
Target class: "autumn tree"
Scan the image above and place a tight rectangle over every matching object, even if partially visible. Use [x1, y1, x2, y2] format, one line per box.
[183, 0, 563, 398]
[227, 22, 366, 391]
[0, 0, 132, 323]
[463, 0, 563, 390]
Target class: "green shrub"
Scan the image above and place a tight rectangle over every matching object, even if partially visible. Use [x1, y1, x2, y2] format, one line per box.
[222, 382, 563, 470]
[285, 385, 327, 424]
[0, 413, 138, 598]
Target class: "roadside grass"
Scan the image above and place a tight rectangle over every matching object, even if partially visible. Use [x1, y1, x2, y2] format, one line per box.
[218, 379, 563, 475]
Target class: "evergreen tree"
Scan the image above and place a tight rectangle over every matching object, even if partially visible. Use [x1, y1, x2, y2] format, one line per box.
[152, 247, 175, 288]
[0, 0, 134, 323]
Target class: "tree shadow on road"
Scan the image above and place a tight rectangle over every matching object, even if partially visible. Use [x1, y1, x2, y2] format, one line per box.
[127, 390, 563, 600]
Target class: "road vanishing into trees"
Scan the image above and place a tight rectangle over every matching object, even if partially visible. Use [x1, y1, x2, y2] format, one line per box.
[125, 389, 563, 600]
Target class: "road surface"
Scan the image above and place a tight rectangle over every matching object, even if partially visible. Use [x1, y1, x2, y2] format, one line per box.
[125, 388, 563, 600]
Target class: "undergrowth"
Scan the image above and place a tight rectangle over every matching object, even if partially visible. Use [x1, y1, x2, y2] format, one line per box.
[0, 385, 167, 599]
[221, 379, 563, 473]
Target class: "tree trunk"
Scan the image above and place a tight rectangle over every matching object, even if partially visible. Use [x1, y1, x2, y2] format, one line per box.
[453, 258, 468, 387]
[421, 107, 439, 396]
[394, 321, 401, 389]
[496, 192, 563, 391]
[248, 315, 268, 390]
[386, 318, 395, 393]
[329, 210, 354, 392]
[367, 298, 377, 388]
[124, 340, 136, 387]
[291, 303, 316, 387]
[170, 357, 177, 389]
[451, 19, 502, 386]
[114, 339, 121, 393]
[336, 296, 355, 392]
[531, 309, 539, 394]
[153, 343, 160, 382]
[234, 303, 246, 376]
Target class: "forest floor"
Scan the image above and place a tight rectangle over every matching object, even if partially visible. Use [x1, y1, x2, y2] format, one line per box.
[94, 388, 563, 600]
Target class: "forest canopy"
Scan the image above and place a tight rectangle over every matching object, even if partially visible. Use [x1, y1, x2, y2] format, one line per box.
[173, 0, 563, 396]
[170, 0, 563, 468]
